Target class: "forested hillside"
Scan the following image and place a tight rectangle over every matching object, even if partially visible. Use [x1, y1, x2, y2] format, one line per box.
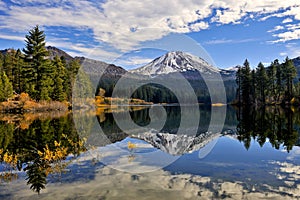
[0, 25, 86, 103]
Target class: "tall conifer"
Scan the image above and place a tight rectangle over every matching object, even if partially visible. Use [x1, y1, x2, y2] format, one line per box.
[23, 25, 53, 100]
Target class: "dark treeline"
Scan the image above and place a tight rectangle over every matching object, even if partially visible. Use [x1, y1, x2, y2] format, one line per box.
[131, 84, 179, 103]
[97, 77, 189, 104]
[236, 58, 299, 105]
[96, 72, 213, 104]
[0, 25, 81, 102]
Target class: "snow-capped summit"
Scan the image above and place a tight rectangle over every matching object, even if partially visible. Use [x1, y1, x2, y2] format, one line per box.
[225, 65, 240, 72]
[130, 51, 220, 76]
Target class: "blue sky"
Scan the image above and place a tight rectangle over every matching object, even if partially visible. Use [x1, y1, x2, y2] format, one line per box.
[0, 0, 300, 69]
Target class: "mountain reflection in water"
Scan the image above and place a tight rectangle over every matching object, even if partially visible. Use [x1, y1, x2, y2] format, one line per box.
[2, 137, 300, 199]
[0, 105, 300, 199]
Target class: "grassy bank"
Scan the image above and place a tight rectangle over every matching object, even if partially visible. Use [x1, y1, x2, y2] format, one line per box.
[95, 96, 153, 106]
[0, 93, 153, 114]
[0, 93, 69, 113]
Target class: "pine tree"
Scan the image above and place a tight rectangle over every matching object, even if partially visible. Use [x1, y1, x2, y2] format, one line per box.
[65, 59, 80, 101]
[3, 49, 15, 82]
[14, 49, 24, 93]
[3, 49, 25, 93]
[250, 69, 256, 104]
[275, 60, 284, 102]
[267, 59, 278, 101]
[236, 66, 242, 104]
[0, 73, 3, 101]
[241, 59, 251, 105]
[22, 25, 53, 100]
[282, 57, 297, 101]
[72, 67, 93, 100]
[0, 52, 3, 67]
[51, 56, 67, 101]
[25, 157, 48, 194]
[0, 70, 13, 102]
[256, 62, 268, 104]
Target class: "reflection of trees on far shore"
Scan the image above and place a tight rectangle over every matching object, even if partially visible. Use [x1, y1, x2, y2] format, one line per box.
[95, 105, 300, 153]
[236, 106, 299, 151]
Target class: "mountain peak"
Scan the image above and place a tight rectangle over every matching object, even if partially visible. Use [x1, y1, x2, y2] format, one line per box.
[46, 46, 74, 63]
[224, 65, 240, 71]
[130, 51, 220, 76]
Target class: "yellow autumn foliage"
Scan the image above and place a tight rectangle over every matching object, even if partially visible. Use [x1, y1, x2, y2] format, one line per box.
[0, 172, 18, 182]
[19, 92, 30, 103]
[0, 135, 87, 183]
[38, 142, 69, 163]
[127, 141, 137, 149]
[0, 150, 18, 169]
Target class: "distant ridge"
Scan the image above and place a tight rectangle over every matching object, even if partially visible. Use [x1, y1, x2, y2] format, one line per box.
[46, 46, 74, 63]
[293, 56, 300, 67]
[46, 46, 127, 77]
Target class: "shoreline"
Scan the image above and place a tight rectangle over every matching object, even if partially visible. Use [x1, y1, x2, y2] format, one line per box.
[0, 100, 69, 114]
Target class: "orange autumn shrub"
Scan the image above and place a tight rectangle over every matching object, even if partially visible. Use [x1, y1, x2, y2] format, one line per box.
[19, 122, 30, 130]
[19, 92, 30, 103]
[23, 100, 39, 110]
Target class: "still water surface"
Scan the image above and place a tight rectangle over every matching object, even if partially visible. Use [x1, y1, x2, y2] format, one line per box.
[0, 106, 300, 199]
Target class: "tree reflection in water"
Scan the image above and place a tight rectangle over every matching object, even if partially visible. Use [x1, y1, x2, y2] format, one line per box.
[236, 106, 300, 151]
[1, 106, 300, 195]
[96, 105, 300, 153]
[0, 113, 86, 194]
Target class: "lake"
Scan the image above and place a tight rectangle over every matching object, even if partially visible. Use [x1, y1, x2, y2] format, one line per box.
[0, 105, 300, 199]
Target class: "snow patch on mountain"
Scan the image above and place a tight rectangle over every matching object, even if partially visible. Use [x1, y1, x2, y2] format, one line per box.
[130, 51, 220, 76]
[225, 65, 240, 72]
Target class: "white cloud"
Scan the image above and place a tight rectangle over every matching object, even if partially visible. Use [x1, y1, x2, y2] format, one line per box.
[280, 52, 288, 56]
[273, 29, 300, 43]
[114, 56, 154, 69]
[278, 5, 300, 20]
[268, 25, 284, 33]
[270, 24, 300, 43]
[286, 23, 300, 31]
[0, 1, 7, 11]
[282, 18, 293, 23]
[46, 40, 120, 62]
[282, 43, 300, 58]
[190, 21, 209, 32]
[211, 9, 245, 24]
[206, 39, 234, 45]
[0, 33, 24, 41]
[1, 0, 300, 57]
[205, 38, 256, 45]
[267, 6, 300, 43]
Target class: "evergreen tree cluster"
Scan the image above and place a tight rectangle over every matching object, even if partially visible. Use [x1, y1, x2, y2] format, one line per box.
[131, 84, 178, 103]
[236, 57, 298, 105]
[0, 25, 80, 102]
[97, 77, 181, 104]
